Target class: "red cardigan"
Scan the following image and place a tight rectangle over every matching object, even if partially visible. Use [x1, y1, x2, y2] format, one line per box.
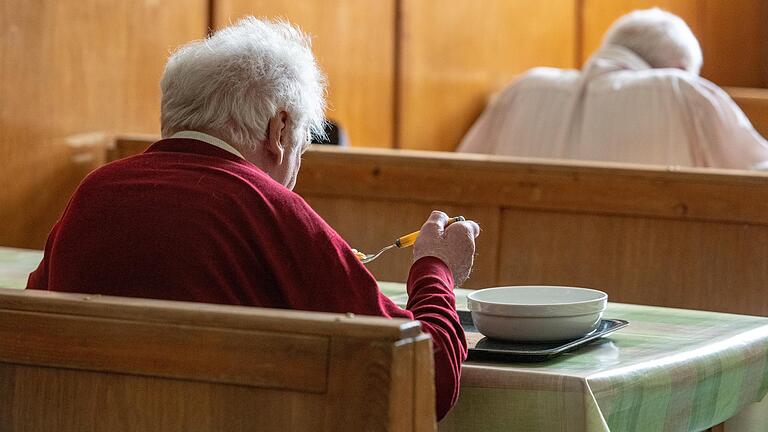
[28, 138, 467, 420]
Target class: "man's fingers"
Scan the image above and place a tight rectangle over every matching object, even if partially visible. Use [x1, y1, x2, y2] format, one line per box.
[446, 220, 480, 238]
[421, 210, 449, 236]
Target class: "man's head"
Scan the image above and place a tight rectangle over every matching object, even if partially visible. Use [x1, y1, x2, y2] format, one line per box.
[602, 8, 703, 75]
[160, 17, 326, 189]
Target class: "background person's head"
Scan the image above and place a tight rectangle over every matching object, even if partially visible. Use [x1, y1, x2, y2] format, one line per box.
[601, 8, 703, 75]
[160, 17, 326, 189]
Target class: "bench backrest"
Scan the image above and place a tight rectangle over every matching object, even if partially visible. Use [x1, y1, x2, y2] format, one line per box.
[0, 288, 434, 431]
[295, 146, 768, 316]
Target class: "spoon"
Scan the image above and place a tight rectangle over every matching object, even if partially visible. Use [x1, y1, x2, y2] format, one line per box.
[353, 216, 465, 264]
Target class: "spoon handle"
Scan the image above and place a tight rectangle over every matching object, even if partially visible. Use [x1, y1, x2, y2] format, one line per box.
[394, 216, 465, 248]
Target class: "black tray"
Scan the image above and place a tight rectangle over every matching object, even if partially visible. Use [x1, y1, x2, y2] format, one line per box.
[459, 310, 628, 362]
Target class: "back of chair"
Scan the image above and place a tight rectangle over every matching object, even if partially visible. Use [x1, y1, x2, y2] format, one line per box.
[0, 288, 435, 432]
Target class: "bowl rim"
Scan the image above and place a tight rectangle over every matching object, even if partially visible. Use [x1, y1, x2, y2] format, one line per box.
[466, 286, 607, 317]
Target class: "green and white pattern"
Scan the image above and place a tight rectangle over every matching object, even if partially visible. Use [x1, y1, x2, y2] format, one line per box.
[0, 247, 41, 289]
[379, 282, 768, 432]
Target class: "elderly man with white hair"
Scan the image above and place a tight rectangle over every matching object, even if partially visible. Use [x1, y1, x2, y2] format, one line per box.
[459, 8, 768, 169]
[27, 18, 479, 420]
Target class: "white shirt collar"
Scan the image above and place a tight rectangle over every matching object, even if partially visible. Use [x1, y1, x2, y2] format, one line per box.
[169, 131, 245, 160]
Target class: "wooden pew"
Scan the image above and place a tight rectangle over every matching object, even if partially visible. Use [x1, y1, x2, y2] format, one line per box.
[295, 146, 768, 317]
[0, 288, 434, 432]
[109, 136, 768, 316]
[726, 87, 768, 140]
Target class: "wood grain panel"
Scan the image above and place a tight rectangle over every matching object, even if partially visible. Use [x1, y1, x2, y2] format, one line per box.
[387, 340, 415, 431]
[0, 289, 435, 431]
[0, 287, 421, 340]
[0, 363, 326, 432]
[0, 0, 208, 249]
[412, 335, 436, 431]
[398, 0, 577, 151]
[497, 209, 768, 315]
[580, 0, 700, 65]
[213, 0, 396, 148]
[293, 146, 768, 315]
[322, 336, 398, 431]
[727, 87, 768, 139]
[297, 146, 768, 226]
[581, 0, 768, 87]
[0, 310, 329, 392]
[304, 196, 500, 289]
[106, 134, 156, 162]
[699, 0, 768, 87]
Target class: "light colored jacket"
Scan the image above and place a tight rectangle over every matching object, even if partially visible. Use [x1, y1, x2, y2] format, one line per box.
[458, 45, 768, 169]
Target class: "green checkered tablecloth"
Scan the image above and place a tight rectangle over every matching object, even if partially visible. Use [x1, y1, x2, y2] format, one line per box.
[379, 282, 768, 432]
[2, 247, 767, 431]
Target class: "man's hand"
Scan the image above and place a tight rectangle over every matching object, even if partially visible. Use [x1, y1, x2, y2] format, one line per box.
[413, 211, 480, 286]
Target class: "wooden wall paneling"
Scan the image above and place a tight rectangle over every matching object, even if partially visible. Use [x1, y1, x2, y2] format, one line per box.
[580, 0, 700, 66]
[699, 0, 768, 88]
[212, 0, 396, 149]
[726, 87, 768, 140]
[580, 0, 768, 87]
[398, 0, 577, 151]
[0, 0, 208, 249]
[497, 209, 768, 315]
[107, 134, 157, 162]
[304, 196, 500, 289]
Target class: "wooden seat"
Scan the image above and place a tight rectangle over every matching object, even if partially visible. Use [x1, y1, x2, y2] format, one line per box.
[0, 288, 435, 431]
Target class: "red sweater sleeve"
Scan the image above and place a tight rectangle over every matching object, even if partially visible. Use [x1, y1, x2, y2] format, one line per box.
[403, 256, 467, 421]
[272, 202, 467, 420]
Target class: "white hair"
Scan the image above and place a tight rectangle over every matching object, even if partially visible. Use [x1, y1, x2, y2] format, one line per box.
[602, 8, 703, 75]
[160, 17, 326, 152]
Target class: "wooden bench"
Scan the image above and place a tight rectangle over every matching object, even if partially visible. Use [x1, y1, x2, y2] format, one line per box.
[295, 146, 768, 317]
[109, 136, 768, 316]
[0, 288, 434, 431]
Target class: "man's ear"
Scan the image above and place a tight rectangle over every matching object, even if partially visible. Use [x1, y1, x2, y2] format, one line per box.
[264, 111, 289, 165]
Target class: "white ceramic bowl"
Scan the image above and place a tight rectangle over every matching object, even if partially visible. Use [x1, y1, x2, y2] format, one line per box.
[466, 286, 608, 342]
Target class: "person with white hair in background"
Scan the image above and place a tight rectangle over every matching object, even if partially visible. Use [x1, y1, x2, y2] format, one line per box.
[458, 8, 768, 170]
[27, 17, 479, 420]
